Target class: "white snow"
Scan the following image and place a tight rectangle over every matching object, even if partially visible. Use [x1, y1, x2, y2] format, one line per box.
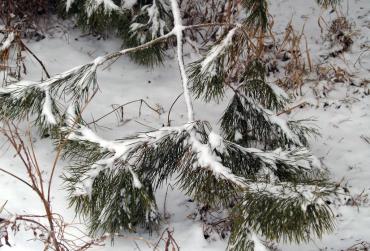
[65, 0, 75, 11]
[251, 232, 268, 251]
[146, 0, 166, 38]
[41, 87, 57, 125]
[208, 131, 225, 152]
[122, 0, 137, 9]
[189, 132, 246, 187]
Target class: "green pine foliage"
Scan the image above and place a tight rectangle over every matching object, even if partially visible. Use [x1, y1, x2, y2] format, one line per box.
[188, 57, 226, 102]
[60, 0, 173, 66]
[241, 0, 269, 30]
[229, 182, 336, 250]
[58, 119, 337, 250]
[0, 62, 99, 136]
[188, 27, 248, 103]
[124, 0, 173, 66]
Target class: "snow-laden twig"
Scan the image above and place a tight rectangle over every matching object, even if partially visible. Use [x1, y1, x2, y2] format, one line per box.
[189, 134, 246, 187]
[170, 0, 194, 122]
[228, 141, 321, 172]
[237, 91, 302, 146]
[130, 0, 170, 41]
[42, 87, 57, 125]
[201, 27, 238, 73]
[67, 123, 193, 196]
[2, 22, 240, 109]
[87, 0, 120, 16]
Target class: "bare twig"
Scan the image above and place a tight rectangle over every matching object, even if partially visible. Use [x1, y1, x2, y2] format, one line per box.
[87, 99, 160, 126]
[277, 102, 307, 116]
[167, 92, 183, 126]
[19, 39, 50, 78]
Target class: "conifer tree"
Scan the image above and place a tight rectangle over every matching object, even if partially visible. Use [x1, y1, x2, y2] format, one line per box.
[0, 0, 345, 250]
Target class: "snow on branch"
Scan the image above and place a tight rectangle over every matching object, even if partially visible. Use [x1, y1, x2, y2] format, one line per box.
[66, 122, 249, 194]
[86, 0, 120, 17]
[66, 123, 193, 195]
[227, 90, 303, 146]
[42, 87, 57, 125]
[246, 181, 335, 207]
[190, 132, 246, 187]
[245, 94, 302, 145]
[229, 142, 321, 172]
[201, 27, 239, 73]
[170, 0, 194, 123]
[130, 0, 170, 41]
[66, 122, 322, 197]
[0, 80, 58, 126]
[0, 59, 101, 127]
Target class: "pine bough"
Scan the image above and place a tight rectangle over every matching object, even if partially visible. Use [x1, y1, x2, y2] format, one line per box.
[0, 0, 344, 250]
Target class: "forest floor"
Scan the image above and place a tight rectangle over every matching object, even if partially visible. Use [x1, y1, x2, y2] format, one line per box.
[0, 0, 369, 250]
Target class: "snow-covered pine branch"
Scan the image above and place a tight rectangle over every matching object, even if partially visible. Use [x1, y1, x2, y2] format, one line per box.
[0, 58, 102, 133]
[130, 0, 171, 42]
[225, 90, 302, 146]
[188, 26, 243, 102]
[62, 113, 335, 240]
[65, 123, 193, 194]
[228, 181, 338, 249]
[66, 0, 121, 16]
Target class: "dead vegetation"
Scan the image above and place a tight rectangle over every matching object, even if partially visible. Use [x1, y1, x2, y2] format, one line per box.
[345, 241, 370, 251]
[319, 14, 357, 61]
[0, 123, 108, 250]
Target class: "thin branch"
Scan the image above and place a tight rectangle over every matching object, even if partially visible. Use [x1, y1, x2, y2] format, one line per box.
[0, 167, 34, 189]
[87, 99, 160, 125]
[19, 40, 51, 78]
[167, 92, 183, 126]
[276, 102, 307, 116]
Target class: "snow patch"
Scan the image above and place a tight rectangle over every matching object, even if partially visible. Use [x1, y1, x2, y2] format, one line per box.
[251, 232, 268, 251]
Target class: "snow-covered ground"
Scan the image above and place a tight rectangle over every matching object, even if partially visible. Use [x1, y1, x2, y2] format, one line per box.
[1, 0, 369, 250]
